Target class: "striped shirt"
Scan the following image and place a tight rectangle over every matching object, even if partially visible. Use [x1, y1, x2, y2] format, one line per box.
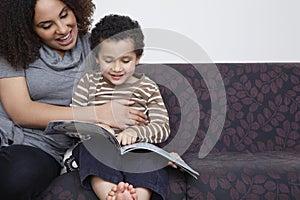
[72, 71, 170, 144]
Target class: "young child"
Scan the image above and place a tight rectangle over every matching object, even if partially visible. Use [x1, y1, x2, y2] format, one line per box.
[72, 14, 171, 200]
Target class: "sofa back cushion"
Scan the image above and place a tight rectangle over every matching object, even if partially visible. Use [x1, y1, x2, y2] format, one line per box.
[137, 63, 300, 157]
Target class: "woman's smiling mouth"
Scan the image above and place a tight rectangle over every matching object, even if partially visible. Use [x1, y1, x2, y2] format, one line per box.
[57, 31, 73, 45]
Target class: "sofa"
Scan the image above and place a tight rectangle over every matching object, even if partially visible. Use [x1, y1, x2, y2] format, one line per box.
[38, 63, 300, 200]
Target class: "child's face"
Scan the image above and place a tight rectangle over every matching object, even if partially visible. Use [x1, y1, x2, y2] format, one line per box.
[96, 38, 140, 85]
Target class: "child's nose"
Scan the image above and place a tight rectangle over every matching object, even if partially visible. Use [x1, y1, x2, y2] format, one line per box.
[112, 62, 122, 72]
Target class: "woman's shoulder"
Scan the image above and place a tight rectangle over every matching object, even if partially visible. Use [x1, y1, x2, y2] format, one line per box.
[0, 57, 24, 78]
[79, 33, 91, 42]
[78, 33, 91, 49]
[75, 33, 93, 61]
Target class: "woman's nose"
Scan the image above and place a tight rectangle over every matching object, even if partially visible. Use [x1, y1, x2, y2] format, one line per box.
[56, 22, 68, 35]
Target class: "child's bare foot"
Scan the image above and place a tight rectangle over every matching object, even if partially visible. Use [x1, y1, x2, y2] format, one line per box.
[106, 182, 137, 200]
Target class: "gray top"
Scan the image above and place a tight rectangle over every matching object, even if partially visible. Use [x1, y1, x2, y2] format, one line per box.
[0, 34, 97, 165]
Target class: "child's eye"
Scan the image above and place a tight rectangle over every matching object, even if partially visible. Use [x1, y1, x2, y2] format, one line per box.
[122, 60, 130, 64]
[122, 58, 131, 63]
[105, 59, 113, 63]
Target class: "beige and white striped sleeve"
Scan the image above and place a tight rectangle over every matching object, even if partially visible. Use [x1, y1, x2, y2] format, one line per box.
[127, 80, 170, 144]
[71, 73, 92, 107]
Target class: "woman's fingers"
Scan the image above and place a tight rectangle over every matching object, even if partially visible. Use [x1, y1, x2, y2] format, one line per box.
[95, 100, 147, 129]
[111, 100, 147, 127]
[128, 108, 147, 125]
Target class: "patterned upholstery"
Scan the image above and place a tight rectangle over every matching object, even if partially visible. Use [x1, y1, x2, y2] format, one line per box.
[39, 63, 300, 200]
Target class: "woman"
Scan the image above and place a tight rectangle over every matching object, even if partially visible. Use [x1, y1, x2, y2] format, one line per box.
[0, 0, 146, 199]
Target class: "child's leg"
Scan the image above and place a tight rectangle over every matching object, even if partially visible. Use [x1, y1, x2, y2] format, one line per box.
[124, 168, 168, 200]
[91, 176, 137, 200]
[91, 175, 116, 199]
[135, 187, 151, 200]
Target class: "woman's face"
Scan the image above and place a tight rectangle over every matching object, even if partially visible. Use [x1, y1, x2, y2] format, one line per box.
[33, 0, 78, 57]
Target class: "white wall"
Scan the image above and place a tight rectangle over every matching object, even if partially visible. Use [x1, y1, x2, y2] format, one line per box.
[92, 0, 300, 63]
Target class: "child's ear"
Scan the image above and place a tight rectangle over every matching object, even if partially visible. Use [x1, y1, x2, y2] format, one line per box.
[92, 51, 100, 64]
[95, 57, 100, 64]
[135, 56, 141, 65]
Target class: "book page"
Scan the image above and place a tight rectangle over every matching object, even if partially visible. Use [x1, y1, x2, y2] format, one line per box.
[120, 142, 199, 179]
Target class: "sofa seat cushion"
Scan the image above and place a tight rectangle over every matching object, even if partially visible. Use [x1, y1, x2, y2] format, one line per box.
[166, 167, 187, 200]
[37, 171, 98, 200]
[185, 151, 300, 200]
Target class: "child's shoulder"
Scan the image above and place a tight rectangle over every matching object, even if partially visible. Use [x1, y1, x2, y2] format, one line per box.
[142, 74, 159, 86]
[86, 69, 102, 76]
[82, 70, 103, 81]
[134, 73, 160, 90]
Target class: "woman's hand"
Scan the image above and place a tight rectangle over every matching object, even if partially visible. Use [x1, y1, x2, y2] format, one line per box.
[95, 100, 147, 129]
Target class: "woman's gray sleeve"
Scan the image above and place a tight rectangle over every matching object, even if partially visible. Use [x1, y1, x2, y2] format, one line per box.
[0, 58, 25, 78]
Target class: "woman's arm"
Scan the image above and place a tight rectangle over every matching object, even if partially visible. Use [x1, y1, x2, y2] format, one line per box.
[0, 76, 146, 129]
[0, 76, 73, 128]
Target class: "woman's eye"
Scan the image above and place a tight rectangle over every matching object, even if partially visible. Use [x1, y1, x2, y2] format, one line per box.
[43, 24, 52, 30]
[61, 12, 68, 19]
[60, 8, 69, 19]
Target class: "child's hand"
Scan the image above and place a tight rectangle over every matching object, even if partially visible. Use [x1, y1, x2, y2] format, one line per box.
[168, 152, 182, 168]
[117, 129, 137, 145]
[98, 123, 115, 135]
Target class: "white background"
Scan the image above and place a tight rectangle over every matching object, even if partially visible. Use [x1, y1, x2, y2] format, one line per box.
[92, 0, 300, 63]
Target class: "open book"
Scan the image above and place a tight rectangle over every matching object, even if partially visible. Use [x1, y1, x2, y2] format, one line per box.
[45, 120, 199, 179]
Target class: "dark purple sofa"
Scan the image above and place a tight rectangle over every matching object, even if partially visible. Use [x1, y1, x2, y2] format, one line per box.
[39, 63, 300, 200]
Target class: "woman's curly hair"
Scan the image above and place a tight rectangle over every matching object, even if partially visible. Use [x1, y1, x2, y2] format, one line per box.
[0, 0, 95, 69]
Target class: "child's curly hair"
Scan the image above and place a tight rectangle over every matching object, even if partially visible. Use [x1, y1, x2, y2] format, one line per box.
[90, 14, 144, 58]
[0, 0, 95, 69]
